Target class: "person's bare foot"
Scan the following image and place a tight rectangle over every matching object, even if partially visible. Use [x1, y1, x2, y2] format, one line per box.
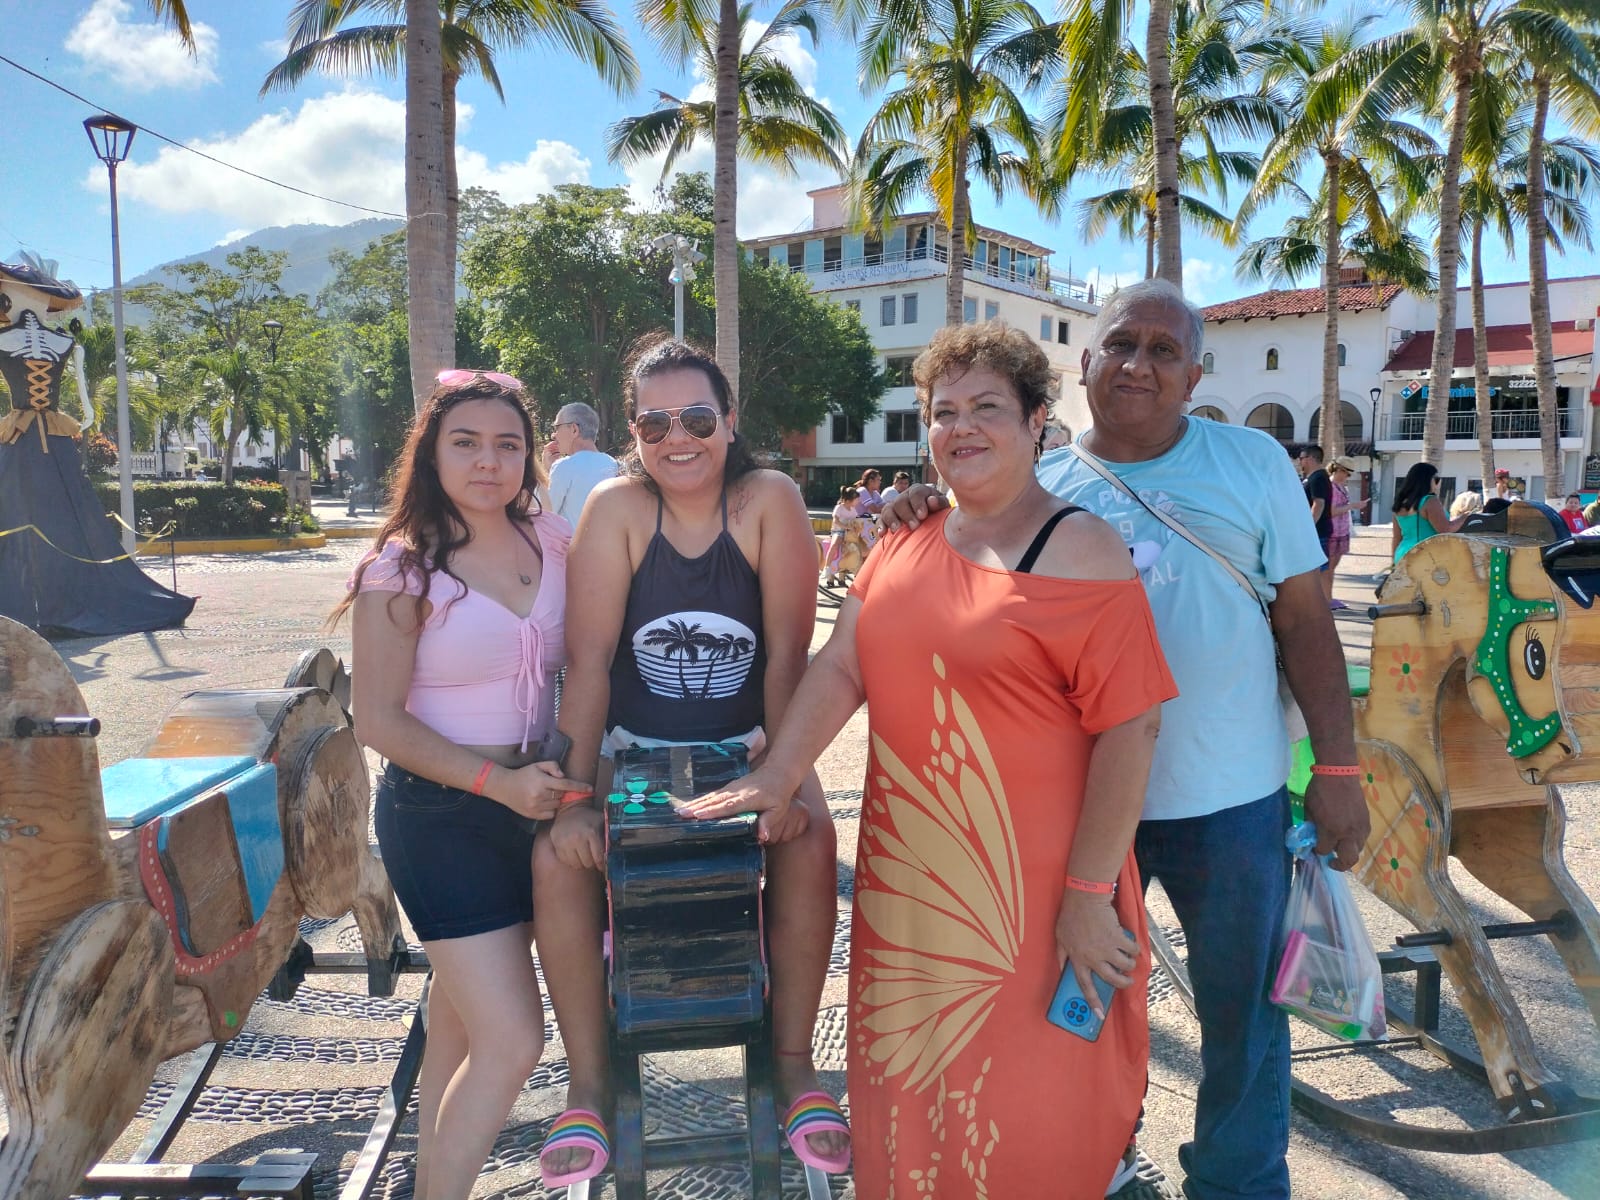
[538, 1084, 612, 1182]
[776, 1053, 850, 1166]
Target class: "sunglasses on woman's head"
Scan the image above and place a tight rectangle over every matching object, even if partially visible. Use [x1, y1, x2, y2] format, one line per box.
[632, 404, 721, 445]
[436, 368, 524, 391]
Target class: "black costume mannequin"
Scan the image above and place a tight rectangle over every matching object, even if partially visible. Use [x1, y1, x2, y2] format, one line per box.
[0, 254, 193, 635]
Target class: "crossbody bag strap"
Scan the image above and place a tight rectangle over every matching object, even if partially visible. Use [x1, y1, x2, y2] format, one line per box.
[1067, 443, 1269, 624]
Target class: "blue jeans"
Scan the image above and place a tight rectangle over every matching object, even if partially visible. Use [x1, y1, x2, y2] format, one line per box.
[1136, 788, 1292, 1200]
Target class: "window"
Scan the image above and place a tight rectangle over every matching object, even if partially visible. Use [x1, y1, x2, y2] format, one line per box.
[1265, 348, 1280, 371]
[1041, 315, 1052, 341]
[844, 299, 860, 314]
[1337, 343, 1347, 366]
[1202, 351, 1215, 374]
[885, 411, 920, 442]
[831, 413, 864, 443]
[963, 297, 978, 324]
[984, 300, 1000, 321]
[881, 296, 897, 326]
[1057, 320, 1070, 345]
[902, 293, 919, 324]
[885, 356, 916, 388]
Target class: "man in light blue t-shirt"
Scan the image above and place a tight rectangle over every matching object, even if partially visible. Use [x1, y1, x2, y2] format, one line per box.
[546, 402, 619, 529]
[886, 281, 1368, 1200]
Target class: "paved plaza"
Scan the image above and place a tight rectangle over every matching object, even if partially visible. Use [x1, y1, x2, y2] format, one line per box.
[14, 514, 1600, 1199]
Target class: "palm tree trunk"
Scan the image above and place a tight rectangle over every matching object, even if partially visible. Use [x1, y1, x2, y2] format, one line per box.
[444, 68, 461, 294]
[1471, 217, 1494, 489]
[1320, 152, 1343, 460]
[1527, 73, 1562, 496]
[405, 0, 454, 414]
[713, 0, 741, 399]
[946, 143, 971, 326]
[223, 412, 243, 487]
[1144, 212, 1155, 280]
[1147, 0, 1180, 285]
[1422, 65, 1474, 466]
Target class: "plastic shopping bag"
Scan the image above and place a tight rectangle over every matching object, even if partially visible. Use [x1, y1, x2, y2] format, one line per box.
[1269, 822, 1387, 1041]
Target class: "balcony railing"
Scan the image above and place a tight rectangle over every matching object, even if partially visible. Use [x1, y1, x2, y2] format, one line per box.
[1384, 410, 1578, 440]
[776, 244, 1096, 305]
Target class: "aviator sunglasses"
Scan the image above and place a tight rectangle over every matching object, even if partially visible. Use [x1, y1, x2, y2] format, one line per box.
[436, 368, 524, 391]
[632, 404, 721, 445]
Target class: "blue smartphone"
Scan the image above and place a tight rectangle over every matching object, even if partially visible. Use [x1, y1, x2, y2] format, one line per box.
[1047, 962, 1117, 1041]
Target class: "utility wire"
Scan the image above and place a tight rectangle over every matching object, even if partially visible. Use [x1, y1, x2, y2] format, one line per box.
[0, 53, 407, 221]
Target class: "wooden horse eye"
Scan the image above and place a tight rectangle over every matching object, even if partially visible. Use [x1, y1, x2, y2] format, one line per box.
[1524, 629, 1547, 680]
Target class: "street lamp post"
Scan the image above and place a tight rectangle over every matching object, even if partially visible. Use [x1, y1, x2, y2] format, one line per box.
[1369, 386, 1383, 526]
[648, 233, 706, 341]
[84, 113, 138, 555]
[262, 319, 291, 471]
[349, 367, 377, 516]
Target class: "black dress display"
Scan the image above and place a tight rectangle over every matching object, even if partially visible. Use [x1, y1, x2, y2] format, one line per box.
[0, 311, 194, 636]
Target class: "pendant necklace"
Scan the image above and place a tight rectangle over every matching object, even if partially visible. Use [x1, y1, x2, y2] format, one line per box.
[515, 542, 533, 586]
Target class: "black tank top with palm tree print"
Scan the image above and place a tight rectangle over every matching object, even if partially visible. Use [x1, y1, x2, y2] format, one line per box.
[608, 491, 767, 742]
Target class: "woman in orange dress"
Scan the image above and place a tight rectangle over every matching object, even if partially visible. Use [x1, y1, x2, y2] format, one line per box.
[691, 321, 1177, 1196]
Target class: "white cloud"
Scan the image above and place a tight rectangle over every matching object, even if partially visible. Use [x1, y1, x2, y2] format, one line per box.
[1182, 256, 1232, 304]
[745, 19, 819, 92]
[215, 229, 252, 248]
[88, 88, 588, 230]
[65, 0, 220, 91]
[620, 141, 834, 239]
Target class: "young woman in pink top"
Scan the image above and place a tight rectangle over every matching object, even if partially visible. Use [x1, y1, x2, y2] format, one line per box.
[333, 371, 590, 1200]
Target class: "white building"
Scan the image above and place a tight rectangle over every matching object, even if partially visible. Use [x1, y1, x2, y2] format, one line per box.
[744, 185, 1101, 505]
[1196, 269, 1600, 519]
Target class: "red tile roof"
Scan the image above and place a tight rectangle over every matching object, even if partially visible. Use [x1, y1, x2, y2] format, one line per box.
[1383, 321, 1594, 372]
[1201, 284, 1402, 321]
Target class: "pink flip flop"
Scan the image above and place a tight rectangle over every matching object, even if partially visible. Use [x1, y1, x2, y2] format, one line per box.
[539, 1108, 610, 1187]
[782, 1090, 852, 1173]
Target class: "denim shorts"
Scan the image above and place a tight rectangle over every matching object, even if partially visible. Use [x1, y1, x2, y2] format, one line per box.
[374, 763, 535, 942]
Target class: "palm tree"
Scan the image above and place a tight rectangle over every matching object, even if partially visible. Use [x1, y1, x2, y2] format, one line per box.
[269, 0, 639, 410]
[185, 347, 292, 486]
[143, 0, 195, 48]
[606, 0, 846, 189]
[1054, 0, 1292, 279]
[851, 0, 1061, 325]
[1238, 17, 1435, 460]
[643, 618, 717, 697]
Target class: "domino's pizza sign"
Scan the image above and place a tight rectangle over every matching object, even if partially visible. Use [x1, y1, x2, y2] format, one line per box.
[1399, 382, 1418, 399]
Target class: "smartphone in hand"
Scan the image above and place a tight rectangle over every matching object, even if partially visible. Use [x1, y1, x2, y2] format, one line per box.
[1047, 963, 1117, 1041]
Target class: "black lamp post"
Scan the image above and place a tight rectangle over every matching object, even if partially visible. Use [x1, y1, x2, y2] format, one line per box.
[262, 319, 293, 471]
[84, 112, 138, 553]
[1369, 385, 1381, 445]
[1369, 386, 1383, 525]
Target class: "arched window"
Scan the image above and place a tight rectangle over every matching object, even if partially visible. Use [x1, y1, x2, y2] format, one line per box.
[1202, 352, 1215, 374]
[1265, 348, 1280, 371]
[1337, 343, 1347, 366]
[1246, 402, 1294, 443]
[1309, 402, 1365, 445]
[1191, 405, 1228, 422]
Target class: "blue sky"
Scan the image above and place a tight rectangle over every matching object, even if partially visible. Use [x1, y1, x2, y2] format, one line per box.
[1, 0, 1595, 308]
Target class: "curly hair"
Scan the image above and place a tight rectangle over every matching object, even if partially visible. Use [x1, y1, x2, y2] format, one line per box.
[619, 335, 759, 492]
[329, 374, 544, 629]
[912, 321, 1056, 427]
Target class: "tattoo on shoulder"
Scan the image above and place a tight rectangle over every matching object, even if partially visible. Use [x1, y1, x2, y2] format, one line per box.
[728, 482, 752, 525]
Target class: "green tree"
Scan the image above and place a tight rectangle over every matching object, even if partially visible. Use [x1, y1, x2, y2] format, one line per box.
[1055, 0, 1291, 278]
[267, 0, 639, 410]
[851, 0, 1061, 325]
[607, 0, 846, 186]
[1237, 16, 1435, 459]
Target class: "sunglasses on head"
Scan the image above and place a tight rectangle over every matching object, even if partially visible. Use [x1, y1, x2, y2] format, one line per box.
[632, 404, 721, 445]
[437, 368, 524, 391]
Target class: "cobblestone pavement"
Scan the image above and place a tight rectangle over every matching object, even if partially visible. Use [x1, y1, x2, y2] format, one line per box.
[9, 524, 1600, 1198]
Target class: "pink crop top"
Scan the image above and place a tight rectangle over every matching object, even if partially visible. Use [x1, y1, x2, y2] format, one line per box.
[350, 511, 571, 752]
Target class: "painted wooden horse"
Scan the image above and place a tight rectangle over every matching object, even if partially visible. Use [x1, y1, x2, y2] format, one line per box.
[0, 616, 402, 1200]
[1354, 502, 1600, 1119]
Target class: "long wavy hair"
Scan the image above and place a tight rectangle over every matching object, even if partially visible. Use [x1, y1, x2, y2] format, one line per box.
[1392, 462, 1439, 515]
[329, 375, 543, 629]
[619, 336, 759, 493]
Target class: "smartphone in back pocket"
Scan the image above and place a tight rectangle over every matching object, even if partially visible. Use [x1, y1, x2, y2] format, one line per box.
[1047, 963, 1118, 1041]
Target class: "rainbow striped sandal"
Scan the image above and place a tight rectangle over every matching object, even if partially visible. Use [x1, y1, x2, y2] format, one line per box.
[538, 1108, 610, 1188]
[782, 1091, 852, 1173]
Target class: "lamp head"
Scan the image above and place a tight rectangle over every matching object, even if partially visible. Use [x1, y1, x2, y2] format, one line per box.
[262, 319, 283, 349]
[83, 113, 137, 165]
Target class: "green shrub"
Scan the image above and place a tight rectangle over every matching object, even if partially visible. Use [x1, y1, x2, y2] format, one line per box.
[93, 481, 303, 539]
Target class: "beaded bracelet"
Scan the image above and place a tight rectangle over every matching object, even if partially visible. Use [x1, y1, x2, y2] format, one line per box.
[1065, 875, 1116, 896]
[470, 759, 494, 795]
[1309, 763, 1361, 777]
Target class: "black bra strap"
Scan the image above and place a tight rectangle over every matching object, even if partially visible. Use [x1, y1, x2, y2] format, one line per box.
[1016, 505, 1083, 574]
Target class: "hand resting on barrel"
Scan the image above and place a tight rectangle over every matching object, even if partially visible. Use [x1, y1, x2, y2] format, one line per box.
[684, 766, 810, 845]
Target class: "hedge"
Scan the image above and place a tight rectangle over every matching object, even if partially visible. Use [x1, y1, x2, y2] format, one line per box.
[92, 481, 317, 539]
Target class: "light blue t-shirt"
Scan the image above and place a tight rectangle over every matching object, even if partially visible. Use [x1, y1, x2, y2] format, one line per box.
[1035, 418, 1325, 820]
[549, 449, 620, 529]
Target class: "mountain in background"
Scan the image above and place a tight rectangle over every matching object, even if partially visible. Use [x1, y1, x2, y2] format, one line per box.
[119, 217, 402, 306]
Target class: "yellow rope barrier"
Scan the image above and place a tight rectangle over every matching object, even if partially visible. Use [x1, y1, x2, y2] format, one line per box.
[0, 516, 180, 565]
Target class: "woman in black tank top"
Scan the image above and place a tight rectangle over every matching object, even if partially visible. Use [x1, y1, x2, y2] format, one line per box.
[530, 341, 852, 1185]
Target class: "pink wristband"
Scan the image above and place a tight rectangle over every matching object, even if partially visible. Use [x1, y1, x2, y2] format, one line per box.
[1309, 763, 1361, 778]
[470, 760, 494, 795]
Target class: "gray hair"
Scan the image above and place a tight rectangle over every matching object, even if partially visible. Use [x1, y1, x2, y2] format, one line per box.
[1090, 278, 1205, 364]
[555, 401, 600, 441]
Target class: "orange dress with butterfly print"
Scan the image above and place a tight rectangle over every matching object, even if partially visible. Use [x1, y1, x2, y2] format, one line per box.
[847, 510, 1177, 1198]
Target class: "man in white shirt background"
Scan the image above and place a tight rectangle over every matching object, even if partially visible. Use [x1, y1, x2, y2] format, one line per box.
[879, 470, 913, 508]
[545, 402, 618, 528]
